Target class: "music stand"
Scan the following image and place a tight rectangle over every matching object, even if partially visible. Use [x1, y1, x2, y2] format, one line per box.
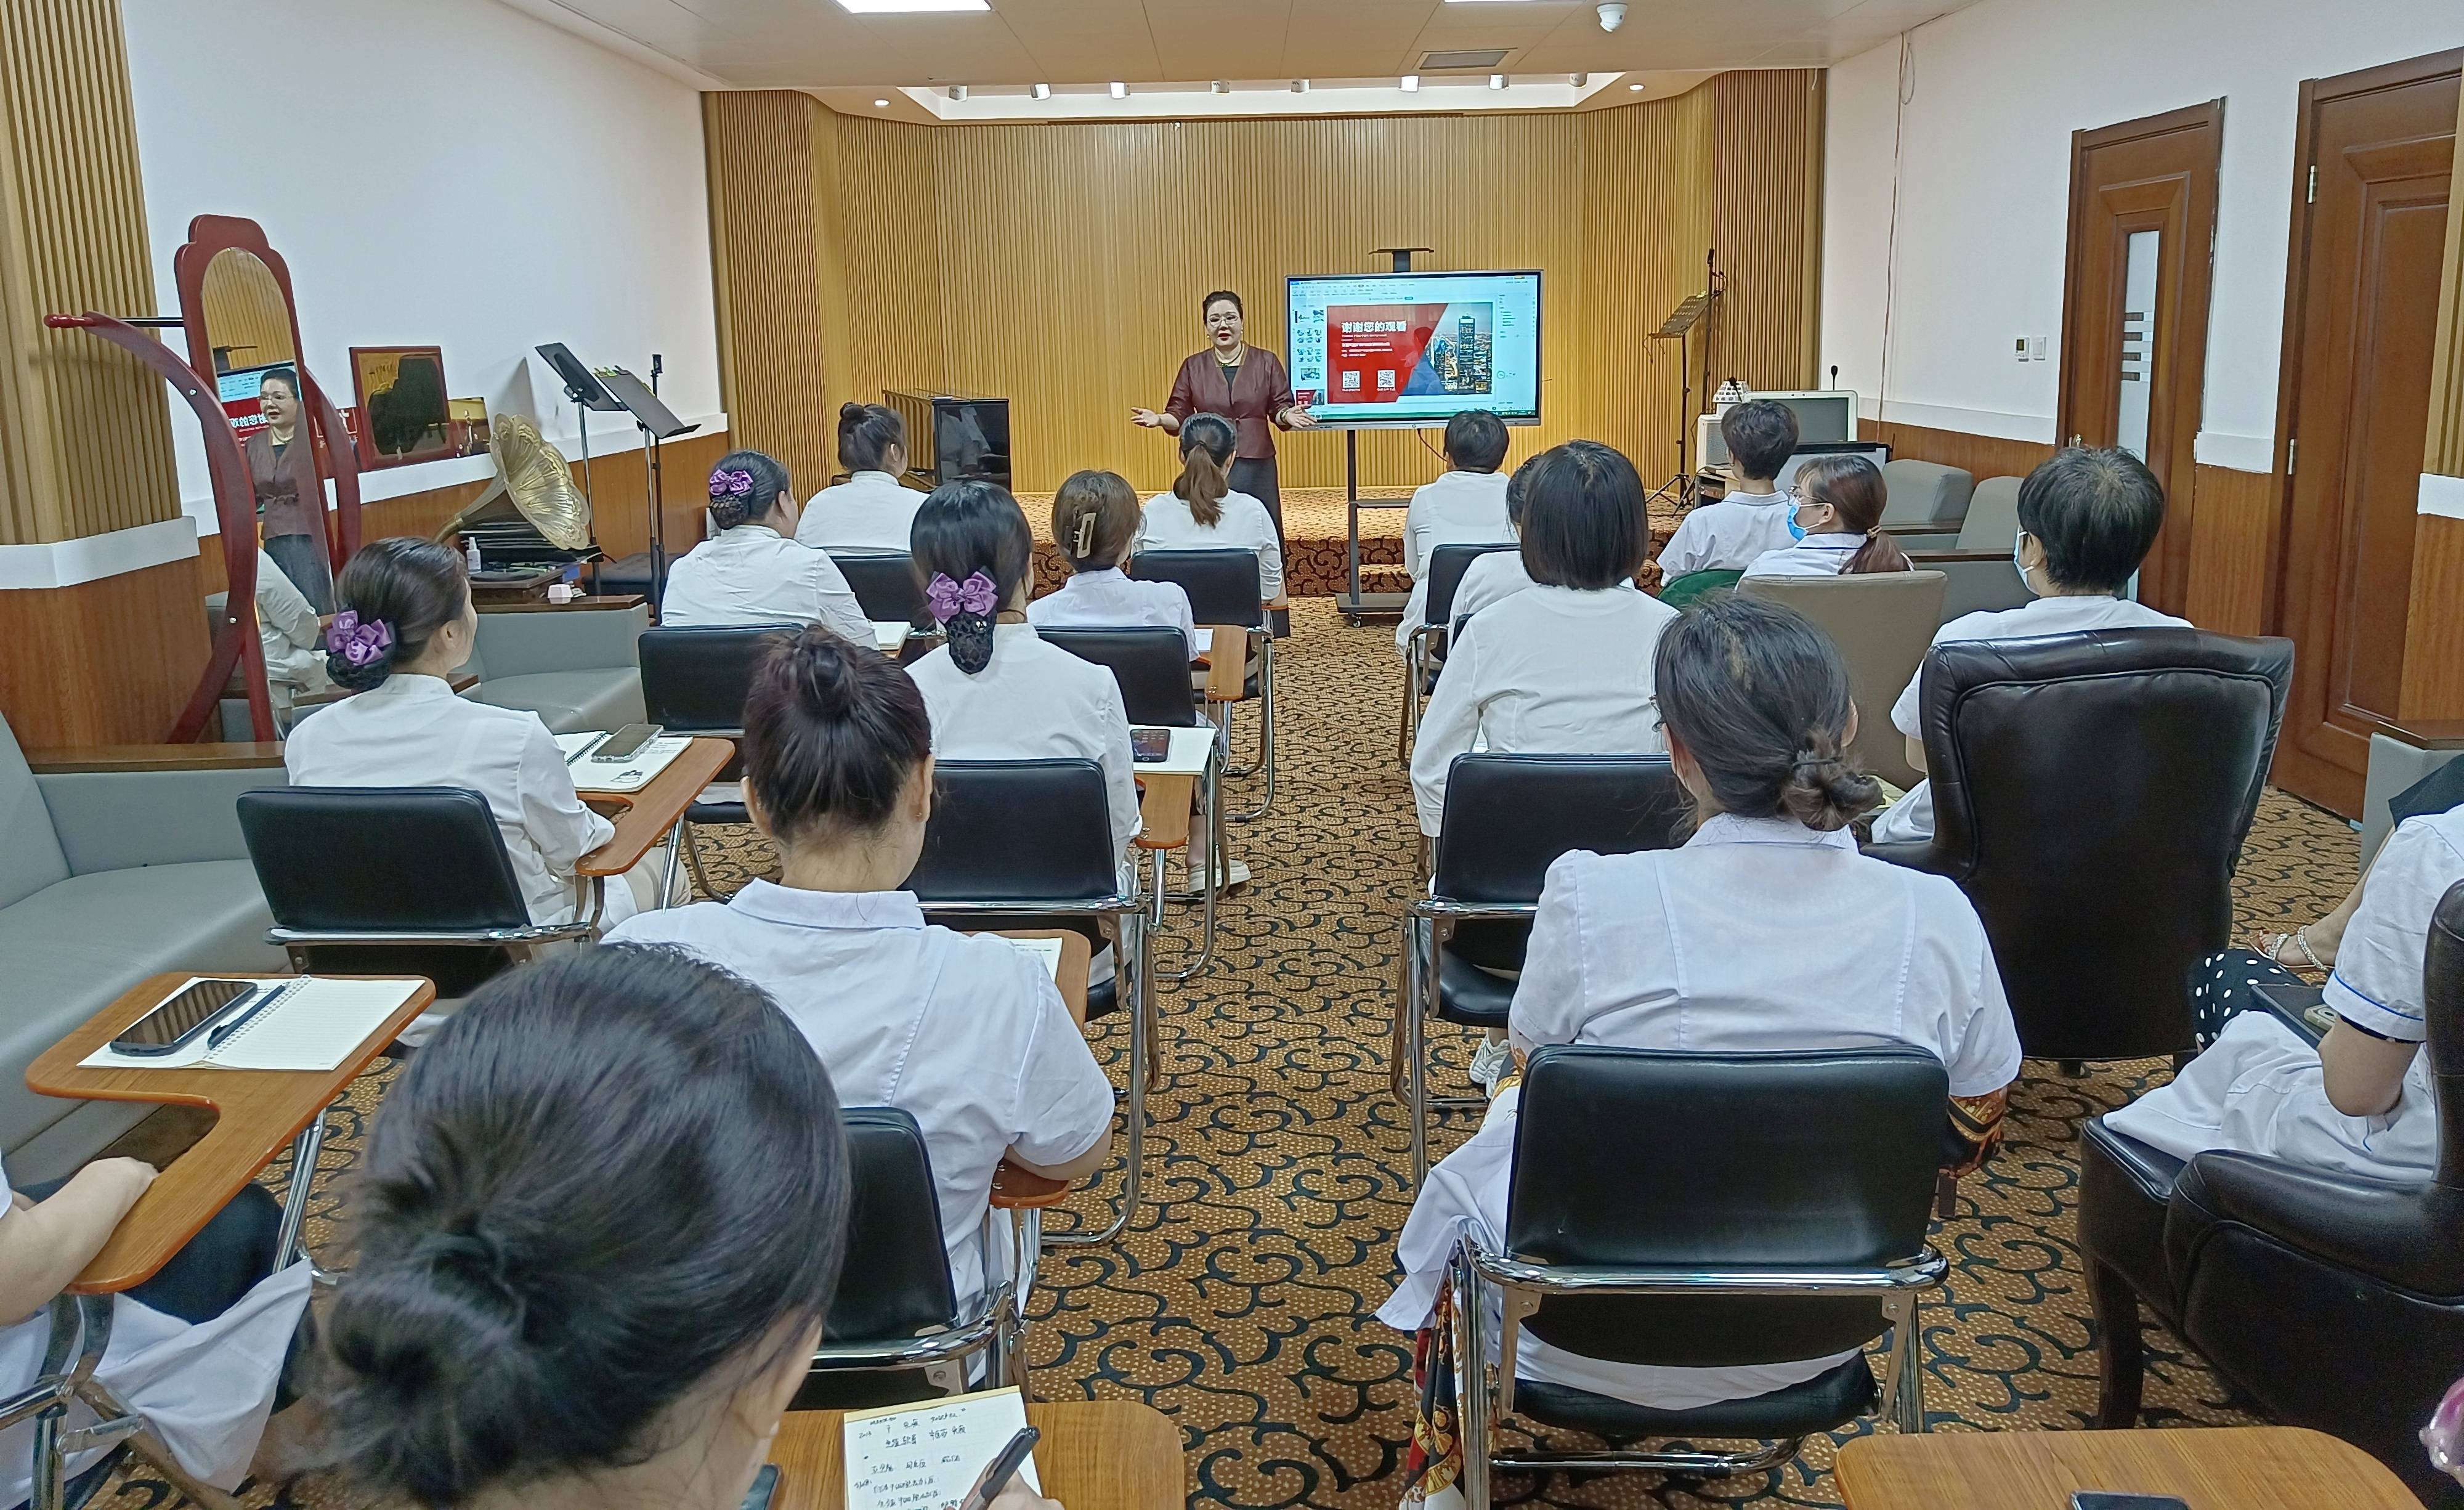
[537, 343, 621, 506]
[596, 367, 700, 607]
[1648, 259, 1722, 511]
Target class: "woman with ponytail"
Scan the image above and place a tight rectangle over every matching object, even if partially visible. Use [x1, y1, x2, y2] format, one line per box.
[662, 449, 869, 642]
[904, 481, 1142, 859]
[797, 402, 927, 553]
[612, 628, 1112, 1307]
[1381, 593, 2019, 1421]
[286, 537, 665, 933]
[1138, 413, 1286, 606]
[1740, 454, 1913, 580]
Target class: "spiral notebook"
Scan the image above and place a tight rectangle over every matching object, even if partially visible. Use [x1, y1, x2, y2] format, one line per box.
[841, 1387, 1037, 1510]
[81, 977, 422, 1073]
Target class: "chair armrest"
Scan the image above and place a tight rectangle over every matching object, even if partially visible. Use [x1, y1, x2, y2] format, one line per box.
[1903, 548, 2012, 565]
[22, 743, 284, 774]
[37, 764, 289, 872]
[1879, 525, 1960, 551]
[2166, 1151, 2464, 1298]
[472, 603, 649, 678]
[989, 1160, 1074, 1209]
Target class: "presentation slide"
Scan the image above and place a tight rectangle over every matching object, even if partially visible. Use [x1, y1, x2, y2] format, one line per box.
[1286, 270, 1541, 428]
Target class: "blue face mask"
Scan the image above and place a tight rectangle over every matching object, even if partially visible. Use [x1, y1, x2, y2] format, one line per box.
[1785, 497, 1810, 543]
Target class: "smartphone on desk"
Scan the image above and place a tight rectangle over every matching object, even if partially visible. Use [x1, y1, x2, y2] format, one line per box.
[108, 978, 261, 1057]
[1131, 728, 1173, 764]
[591, 723, 662, 762]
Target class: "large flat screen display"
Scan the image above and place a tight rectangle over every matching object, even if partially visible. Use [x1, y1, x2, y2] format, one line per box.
[1286, 270, 1541, 428]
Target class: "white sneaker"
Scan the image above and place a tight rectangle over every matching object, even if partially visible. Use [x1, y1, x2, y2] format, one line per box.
[1467, 1036, 1515, 1094]
[1217, 859, 1252, 891]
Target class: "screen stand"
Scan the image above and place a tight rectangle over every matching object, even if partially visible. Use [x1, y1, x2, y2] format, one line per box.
[1338, 429, 1412, 626]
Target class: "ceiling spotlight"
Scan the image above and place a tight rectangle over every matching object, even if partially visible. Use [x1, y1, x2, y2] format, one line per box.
[1109, 80, 1127, 98]
[1400, 74, 1419, 92]
[1571, 73, 1586, 86]
[873, 97, 890, 107]
[1489, 73, 1506, 89]
[1291, 79, 1308, 93]
[1597, 2, 1627, 30]
[835, 0, 987, 10]
[1210, 79, 1228, 94]
[1031, 81, 1050, 99]
[949, 84, 968, 100]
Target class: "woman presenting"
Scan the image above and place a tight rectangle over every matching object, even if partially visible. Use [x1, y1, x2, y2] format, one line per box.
[245, 368, 333, 612]
[1132, 290, 1316, 543]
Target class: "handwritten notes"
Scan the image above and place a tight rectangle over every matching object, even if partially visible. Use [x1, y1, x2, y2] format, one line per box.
[843, 1388, 1039, 1510]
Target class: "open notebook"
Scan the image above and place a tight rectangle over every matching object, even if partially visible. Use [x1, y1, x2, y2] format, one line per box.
[81, 978, 421, 1073]
[841, 1387, 1038, 1510]
[1003, 935, 1064, 980]
[555, 731, 693, 793]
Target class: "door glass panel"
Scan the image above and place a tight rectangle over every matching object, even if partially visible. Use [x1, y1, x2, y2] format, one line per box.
[2115, 229, 2160, 461]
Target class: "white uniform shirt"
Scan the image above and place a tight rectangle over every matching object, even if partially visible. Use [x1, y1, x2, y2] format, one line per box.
[1871, 593, 2191, 845]
[253, 549, 329, 701]
[1027, 568, 1203, 657]
[1657, 490, 1799, 575]
[609, 884, 1115, 1302]
[1408, 585, 1680, 837]
[1140, 491, 1284, 605]
[2107, 803, 2460, 1179]
[283, 673, 633, 928]
[659, 525, 871, 644]
[1381, 815, 2022, 1409]
[907, 623, 1142, 856]
[0, 1158, 312, 1506]
[1396, 471, 1514, 655]
[1740, 534, 1862, 580]
[796, 470, 926, 553]
[1452, 549, 1536, 623]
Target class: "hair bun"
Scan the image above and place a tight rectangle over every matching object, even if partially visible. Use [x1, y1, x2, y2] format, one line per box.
[838, 402, 867, 425]
[1780, 744, 1882, 832]
[325, 642, 397, 694]
[780, 628, 861, 713]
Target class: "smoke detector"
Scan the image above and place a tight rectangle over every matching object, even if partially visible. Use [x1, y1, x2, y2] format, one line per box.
[1598, 2, 1627, 31]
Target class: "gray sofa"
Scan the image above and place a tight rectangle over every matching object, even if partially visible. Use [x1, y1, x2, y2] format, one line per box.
[1907, 476, 2033, 624]
[0, 720, 288, 1181]
[463, 604, 649, 734]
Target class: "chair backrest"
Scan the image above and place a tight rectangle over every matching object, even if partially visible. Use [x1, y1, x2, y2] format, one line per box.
[1904, 628, 2295, 1060]
[2428, 879, 2464, 1190]
[1423, 542, 1516, 628]
[0, 715, 69, 910]
[1656, 567, 1743, 610]
[1741, 571, 1949, 789]
[1506, 1044, 1947, 1367]
[1955, 476, 2024, 552]
[240, 787, 532, 932]
[903, 760, 1121, 906]
[1878, 459, 1975, 530]
[1433, 755, 1688, 970]
[1037, 627, 1200, 727]
[638, 623, 798, 736]
[1129, 549, 1263, 627]
[824, 1106, 959, 1343]
[832, 553, 923, 624]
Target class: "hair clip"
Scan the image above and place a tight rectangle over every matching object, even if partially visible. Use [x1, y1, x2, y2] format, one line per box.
[1073, 513, 1098, 558]
[709, 467, 757, 500]
[924, 570, 999, 624]
[325, 609, 394, 667]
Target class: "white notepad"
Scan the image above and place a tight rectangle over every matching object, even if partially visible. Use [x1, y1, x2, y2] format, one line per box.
[557, 731, 693, 793]
[1004, 935, 1064, 980]
[1130, 725, 1217, 776]
[81, 977, 421, 1073]
[873, 621, 911, 653]
[842, 1387, 1038, 1510]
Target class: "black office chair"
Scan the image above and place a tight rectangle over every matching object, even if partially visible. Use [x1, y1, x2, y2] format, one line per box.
[1130, 548, 1278, 823]
[2077, 879, 2464, 1506]
[1398, 755, 1688, 1182]
[832, 551, 924, 626]
[637, 623, 796, 900]
[902, 759, 1148, 1246]
[1868, 628, 2294, 1065]
[1446, 1045, 1948, 1505]
[1398, 542, 1517, 763]
[238, 787, 599, 997]
[802, 1106, 1023, 1408]
[1041, 627, 1222, 982]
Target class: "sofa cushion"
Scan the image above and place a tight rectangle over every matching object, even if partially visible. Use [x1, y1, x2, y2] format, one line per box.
[0, 861, 283, 1153]
[0, 721, 71, 912]
[471, 670, 645, 735]
[1879, 460, 1976, 530]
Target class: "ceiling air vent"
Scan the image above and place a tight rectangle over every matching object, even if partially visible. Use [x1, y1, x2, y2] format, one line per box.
[1419, 48, 1510, 71]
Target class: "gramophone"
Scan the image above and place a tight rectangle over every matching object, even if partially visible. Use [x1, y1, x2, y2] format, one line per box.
[433, 413, 596, 601]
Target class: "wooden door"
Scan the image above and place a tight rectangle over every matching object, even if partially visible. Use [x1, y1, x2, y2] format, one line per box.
[2058, 102, 2223, 617]
[2271, 52, 2460, 816]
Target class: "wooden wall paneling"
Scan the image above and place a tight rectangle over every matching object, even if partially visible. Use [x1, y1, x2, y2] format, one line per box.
[832, 115, 947, 425]
[706, 92, 835, 488]
[0, 0, 182, 545]
[0, 559, 211, 745]
[1860, 418, 2056, 484]
[1582, 87, 1715, 485]
[2402, 81, 2464, 719]
[1711, 70, 1825, 392]
[2182, 463, 2277, 635]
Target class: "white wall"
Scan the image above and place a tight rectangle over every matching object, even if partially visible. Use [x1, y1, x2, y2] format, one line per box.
[1821, 0, 2464, 468]
[123, 0, 723, 528]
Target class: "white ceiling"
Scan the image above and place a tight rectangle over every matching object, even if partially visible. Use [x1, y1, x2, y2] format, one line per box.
[511, 0, 1975, 97]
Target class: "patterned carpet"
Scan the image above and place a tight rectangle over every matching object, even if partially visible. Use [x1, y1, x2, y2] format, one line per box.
[121, 599, 2359, 1510]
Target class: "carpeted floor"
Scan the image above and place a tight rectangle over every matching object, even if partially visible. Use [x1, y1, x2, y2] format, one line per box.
[118, 598, 2358, 1510]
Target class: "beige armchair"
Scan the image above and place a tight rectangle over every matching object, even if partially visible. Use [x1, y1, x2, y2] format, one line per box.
[1740, 570, 1948, 789]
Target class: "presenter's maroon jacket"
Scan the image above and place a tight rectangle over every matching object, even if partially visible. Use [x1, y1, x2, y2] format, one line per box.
[1165, 349, 1296, 461]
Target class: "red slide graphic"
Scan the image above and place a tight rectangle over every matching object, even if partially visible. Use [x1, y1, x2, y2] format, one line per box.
[1324, 302, 1449, 407]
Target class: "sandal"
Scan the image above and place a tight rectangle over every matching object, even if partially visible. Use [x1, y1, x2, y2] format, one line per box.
[2256, 927, 2330, 975]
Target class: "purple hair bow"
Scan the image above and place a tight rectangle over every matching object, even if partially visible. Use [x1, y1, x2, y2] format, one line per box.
[324, 610, 394, 668]
[709, 467, 756, 500]
[925, 570, 999, 623]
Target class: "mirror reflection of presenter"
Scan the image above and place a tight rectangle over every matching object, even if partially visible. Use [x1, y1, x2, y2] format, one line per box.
[246, 368, 333, 612]
[1131, 290, 1315, 546]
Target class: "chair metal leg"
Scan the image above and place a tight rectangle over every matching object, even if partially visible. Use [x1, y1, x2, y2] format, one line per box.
[1451, 1244, 1492, 1510]
[1889, 1293, 1927, 1434]
[1049, 906, 1148, 1248]
[660, 818, 686, 908]
[1408, 933, 1431, 1187]
[1157, 763, 1220, 983]
[1231, 640, 1276, 823]
[682, 822, 720, 901]
[275, 1106, 333, 1268]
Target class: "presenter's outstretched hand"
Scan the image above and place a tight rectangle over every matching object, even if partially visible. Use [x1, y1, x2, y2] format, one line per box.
[1130, 407, 1170, 430]
[1280, 404, 1320, 430]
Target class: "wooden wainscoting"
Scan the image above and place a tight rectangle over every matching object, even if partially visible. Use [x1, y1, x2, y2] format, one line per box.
[2182, 463, 2280, 636]
[1862, 419, 2056, 487]
[2402, 511, 2464, 718]
[0, 556, 211, 745]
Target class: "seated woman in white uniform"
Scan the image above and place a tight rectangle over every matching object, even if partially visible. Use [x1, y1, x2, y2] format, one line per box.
[1381, 593, 2022, 1418]
[1394, 409, 1513, 657]
[612, 628, 1114, 1305]
[2105, 796, 2463, 1181]
[1408, 440, 1679, 841]
[660, 449, 870, 643]
[1027, 469, 1198, 656]
[0, 1155, 309, 1508]
[1448, 457, 1537, 625]
[1139, 413, 1285, 607]
[1740, 454, 1911, 580]
[796, 402, 926, 554]
[285, 538, 662, 932]
[252, 545, 330, 718]
[1871, 447, 2187, 845]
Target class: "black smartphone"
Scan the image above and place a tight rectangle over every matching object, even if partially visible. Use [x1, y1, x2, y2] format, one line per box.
[591, 723, 663, 762]
[109, 979, 261, 1056]
[2072, 1494, 2190, 1509]
[1131, 728, 1172, 763]
[739, 1464, 779, 1510]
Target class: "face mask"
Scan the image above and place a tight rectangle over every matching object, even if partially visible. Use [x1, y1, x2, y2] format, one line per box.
[1785, 498, 1810, 543]
[2013, 530, 2043, 596]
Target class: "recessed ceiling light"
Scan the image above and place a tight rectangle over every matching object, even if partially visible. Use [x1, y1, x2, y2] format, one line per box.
[1400, 75, 1419, 92]
[1031, 81, 1050, 99]
[1489, 73, 1507, 89]
[873, 98, 890, 107]
[1627, 81, 1644, 91]
[834, 0, 988, 11]
[1109, 80, 1127, 98]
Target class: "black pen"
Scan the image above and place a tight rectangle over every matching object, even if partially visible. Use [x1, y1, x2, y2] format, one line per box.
[205, 980, 293, 1049]
[952, 1426, 1039, 1510]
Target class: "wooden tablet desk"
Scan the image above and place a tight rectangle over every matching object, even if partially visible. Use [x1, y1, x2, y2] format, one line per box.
[579, 735, 736, 877]
[1834, 1426, 2426, 1510]
[769, 1400, 1182, 1510]
[26, 972, 435, 1294]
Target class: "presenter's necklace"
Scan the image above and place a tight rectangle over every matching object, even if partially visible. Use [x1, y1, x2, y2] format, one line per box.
[1215, 344, 1247, 367]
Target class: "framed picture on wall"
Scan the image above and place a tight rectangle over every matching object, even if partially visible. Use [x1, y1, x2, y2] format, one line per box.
[349, 344, 454, 467]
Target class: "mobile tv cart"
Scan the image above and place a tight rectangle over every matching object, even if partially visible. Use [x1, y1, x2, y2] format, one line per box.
[1334, 246, 1435, 626]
